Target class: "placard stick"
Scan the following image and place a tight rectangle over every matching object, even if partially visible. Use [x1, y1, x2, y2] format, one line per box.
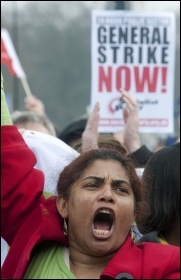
[20, 77, 33, 97]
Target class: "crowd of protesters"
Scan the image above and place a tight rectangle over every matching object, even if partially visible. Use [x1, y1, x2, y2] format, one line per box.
[1, 73, 180, 278]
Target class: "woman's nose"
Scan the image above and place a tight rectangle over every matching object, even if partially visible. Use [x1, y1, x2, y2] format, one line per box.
[98, 185, 115, 204]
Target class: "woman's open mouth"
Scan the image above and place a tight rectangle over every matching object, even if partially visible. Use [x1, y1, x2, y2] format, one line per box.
[92, 208, 115, 239]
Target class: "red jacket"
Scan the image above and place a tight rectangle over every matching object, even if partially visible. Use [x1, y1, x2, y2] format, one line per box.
[1, 126, 180, 279]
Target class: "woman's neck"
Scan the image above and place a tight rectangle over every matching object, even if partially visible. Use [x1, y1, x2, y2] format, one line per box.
[69, 245, 114, 279]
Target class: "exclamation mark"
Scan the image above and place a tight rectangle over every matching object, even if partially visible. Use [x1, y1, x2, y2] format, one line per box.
[161, 67, 167, 93]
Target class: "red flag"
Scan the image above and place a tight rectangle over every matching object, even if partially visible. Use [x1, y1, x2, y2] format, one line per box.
[1, 28, 26, 79]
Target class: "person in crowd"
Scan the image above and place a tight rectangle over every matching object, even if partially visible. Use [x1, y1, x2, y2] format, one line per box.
[23, 94, 60, 136]
[58, 117, 88, 145]
[11, 110, 57, 136]
[137, 142, 180, 247]
[1, 75, 180, 279]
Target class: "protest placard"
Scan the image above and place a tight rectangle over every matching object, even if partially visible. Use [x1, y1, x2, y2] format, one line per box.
[91, 11, 176, 133]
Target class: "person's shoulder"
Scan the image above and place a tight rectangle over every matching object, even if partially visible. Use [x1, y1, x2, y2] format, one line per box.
[139, 241, 180, 261]
[137, 242, 180, 279]
[43, 195, 57, 207]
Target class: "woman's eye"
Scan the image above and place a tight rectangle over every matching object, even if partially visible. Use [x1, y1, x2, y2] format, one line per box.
[86, 183, 99, 188]
[115, 187, 128, 194]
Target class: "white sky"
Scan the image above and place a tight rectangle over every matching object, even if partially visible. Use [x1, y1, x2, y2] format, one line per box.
[1, 1, 180, 12]
[1, 1, 107, 9]
[129, 1, 180, 14]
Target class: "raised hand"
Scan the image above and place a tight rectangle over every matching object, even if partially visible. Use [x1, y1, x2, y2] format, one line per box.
[24, 95, 45, 115]
[113, 89, 141, 153]
[82, 102, 100, 151]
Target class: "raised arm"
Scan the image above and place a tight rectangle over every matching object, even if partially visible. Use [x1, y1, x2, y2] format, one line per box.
[113, 88, 141, 153]
[113, 89, 153, 167]
[81, 89, 152, 166]
[82, 102, 100, 151]
[1, 75, 45, 245]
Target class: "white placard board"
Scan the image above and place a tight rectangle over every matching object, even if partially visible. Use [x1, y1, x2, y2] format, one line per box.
[91, 11, 176, 133]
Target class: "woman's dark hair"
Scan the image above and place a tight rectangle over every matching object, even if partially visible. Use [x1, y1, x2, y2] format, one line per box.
[137, 142, 180, 233]
[57, 147, 149, 222]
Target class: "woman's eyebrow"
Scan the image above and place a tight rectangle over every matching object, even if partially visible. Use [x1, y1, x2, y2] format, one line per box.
[83, 176, 104, 182]
[112, 179, 131, 187]
[83, 177, 130, 186]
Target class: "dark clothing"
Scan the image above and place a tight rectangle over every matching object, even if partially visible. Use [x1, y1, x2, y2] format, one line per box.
[129, 145, 153, 167]
[138, 231, 160, 244]
[58, 118, 87, 145]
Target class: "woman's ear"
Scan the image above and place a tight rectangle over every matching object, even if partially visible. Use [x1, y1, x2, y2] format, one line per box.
[56, 196, 68, 218]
